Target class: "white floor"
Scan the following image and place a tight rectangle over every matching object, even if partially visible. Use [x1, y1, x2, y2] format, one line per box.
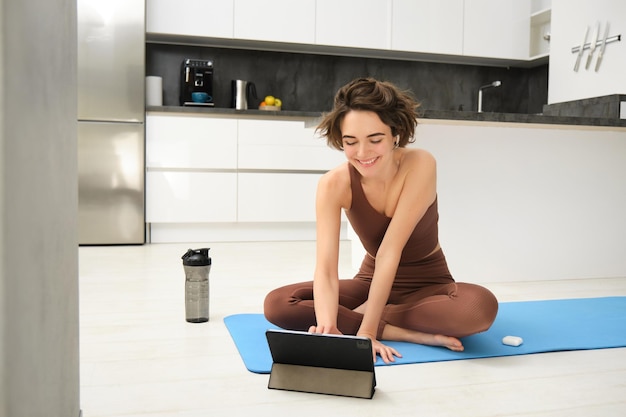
[79, 241, 626, 417]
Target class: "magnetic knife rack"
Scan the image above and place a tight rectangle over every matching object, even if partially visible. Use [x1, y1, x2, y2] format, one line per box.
[571, 34, 621, 53]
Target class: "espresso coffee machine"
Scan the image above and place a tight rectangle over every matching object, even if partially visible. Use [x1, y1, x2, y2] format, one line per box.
[180, 59, 214, 106]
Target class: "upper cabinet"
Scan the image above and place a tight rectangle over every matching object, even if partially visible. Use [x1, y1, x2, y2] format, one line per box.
[146, 0, 234, 38]
[234, 0, 315, 44]
[463, 0, 531, 60]
[315, 0, 392, 50]
[146, 0, 547, 65]
[529, 0, 552, 59]
[391, 0, 464, 55]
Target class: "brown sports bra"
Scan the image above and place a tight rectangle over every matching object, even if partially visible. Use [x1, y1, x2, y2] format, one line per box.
[344, 163, 440, 264]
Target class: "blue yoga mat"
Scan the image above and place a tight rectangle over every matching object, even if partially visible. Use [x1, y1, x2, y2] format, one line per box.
[224, 297, 626, 374]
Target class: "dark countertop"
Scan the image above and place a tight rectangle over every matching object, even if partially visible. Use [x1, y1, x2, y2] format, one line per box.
[542, 94, 626, 120]
[147, 105, 626, 128]
[421, 109, 626, 127]
[147, 105, 321, 119]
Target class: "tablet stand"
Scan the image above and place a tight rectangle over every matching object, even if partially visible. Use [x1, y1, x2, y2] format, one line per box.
[268, 362, 376, 399]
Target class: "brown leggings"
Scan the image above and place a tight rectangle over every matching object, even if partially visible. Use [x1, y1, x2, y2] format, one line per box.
[263, 252, 498, 340]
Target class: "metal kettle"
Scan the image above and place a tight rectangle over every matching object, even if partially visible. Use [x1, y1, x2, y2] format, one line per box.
[231, 79, 258, 110]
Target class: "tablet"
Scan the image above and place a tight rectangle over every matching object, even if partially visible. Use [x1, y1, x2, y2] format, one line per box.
[265, 329, 376, 398]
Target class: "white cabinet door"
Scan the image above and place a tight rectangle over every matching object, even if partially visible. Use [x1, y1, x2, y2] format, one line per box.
[238, 173, 321, 222]
[237, 119, 344, 170]
[233, 0, 315, 44]
[146, 0, 234, 38]
[316, 0, 392, 50]
[146, 114, 238, 224]
[391, 0, 463, 55]
[463, 0, 531, 60]
[146, 115, 237, 169]
[146, 171, 237, 223]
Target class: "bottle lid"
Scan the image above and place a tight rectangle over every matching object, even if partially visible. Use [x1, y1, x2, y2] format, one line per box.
[182, 248, 211, 266]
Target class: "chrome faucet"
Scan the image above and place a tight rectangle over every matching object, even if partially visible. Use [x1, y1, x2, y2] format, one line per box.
[477, 81, 501, 113]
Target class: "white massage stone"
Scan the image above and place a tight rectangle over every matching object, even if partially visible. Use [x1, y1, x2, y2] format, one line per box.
[502, 336, 524, 346]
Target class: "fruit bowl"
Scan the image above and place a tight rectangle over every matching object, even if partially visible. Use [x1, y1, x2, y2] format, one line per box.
[259, 105, 281, 111]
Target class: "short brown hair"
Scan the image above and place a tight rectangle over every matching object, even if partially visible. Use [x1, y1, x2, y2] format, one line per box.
[316, 78, 421, 151]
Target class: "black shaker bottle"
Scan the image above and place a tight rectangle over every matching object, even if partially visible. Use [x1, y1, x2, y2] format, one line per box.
[181, 248, 211, 323]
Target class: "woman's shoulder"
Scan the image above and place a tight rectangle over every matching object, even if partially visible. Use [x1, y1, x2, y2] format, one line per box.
[399, 148, 436, 171]
[321, 161, 350, 184]
[318, 162, 352, 207]
[401, 147, 435, 160]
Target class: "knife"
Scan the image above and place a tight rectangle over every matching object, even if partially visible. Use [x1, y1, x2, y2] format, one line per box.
[585, 22, 599, 70]
[595, 22, 610, 72]
[574, 26, 589, 71]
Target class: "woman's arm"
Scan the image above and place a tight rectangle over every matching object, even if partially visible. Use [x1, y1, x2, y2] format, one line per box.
[310, 165, 349, 334]
[357, 150, 438, 341]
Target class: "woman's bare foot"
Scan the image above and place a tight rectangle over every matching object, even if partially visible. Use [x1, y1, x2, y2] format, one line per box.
[382, 323, 464, 352]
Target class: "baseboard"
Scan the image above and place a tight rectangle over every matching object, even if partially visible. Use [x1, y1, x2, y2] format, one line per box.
[148, 222, 348, 243]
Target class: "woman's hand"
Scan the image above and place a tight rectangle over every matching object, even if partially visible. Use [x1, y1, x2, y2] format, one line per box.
[308, 324, 342, 335]
[370, 338, 402, 364]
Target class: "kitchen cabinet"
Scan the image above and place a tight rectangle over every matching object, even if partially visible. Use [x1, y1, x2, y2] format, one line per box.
[146, 114, 238, 223]
[391, 0, 464, 55]
[146, 115, 237, 169]
[146, 0, 548, 67]
[233, 0, 315, 44]
[146, 0, 234, 39]
[145, 112, 343, 232]
[237, 119, 344, 170]
[529, 6, 551, 59]
[146, 171, 237, 222]
[238, 173, 321, 222]
[236, 119, 343, 222]
[463, 0, 531, 60]
[315, 0, 392, 50]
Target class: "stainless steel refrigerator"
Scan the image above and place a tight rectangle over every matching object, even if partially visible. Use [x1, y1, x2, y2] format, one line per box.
[77, 0, 145, 244]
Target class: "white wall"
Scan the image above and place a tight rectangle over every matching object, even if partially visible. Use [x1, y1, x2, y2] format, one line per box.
[548, 0, 626, 103]
[0, 1, 80, 416]
[350, 121, 626, 283]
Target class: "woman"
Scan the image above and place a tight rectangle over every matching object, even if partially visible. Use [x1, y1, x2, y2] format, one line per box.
[264, 78, 498, 363]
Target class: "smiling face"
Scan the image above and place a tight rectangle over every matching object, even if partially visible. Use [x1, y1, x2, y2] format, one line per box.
[340, 110, 397, 178]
